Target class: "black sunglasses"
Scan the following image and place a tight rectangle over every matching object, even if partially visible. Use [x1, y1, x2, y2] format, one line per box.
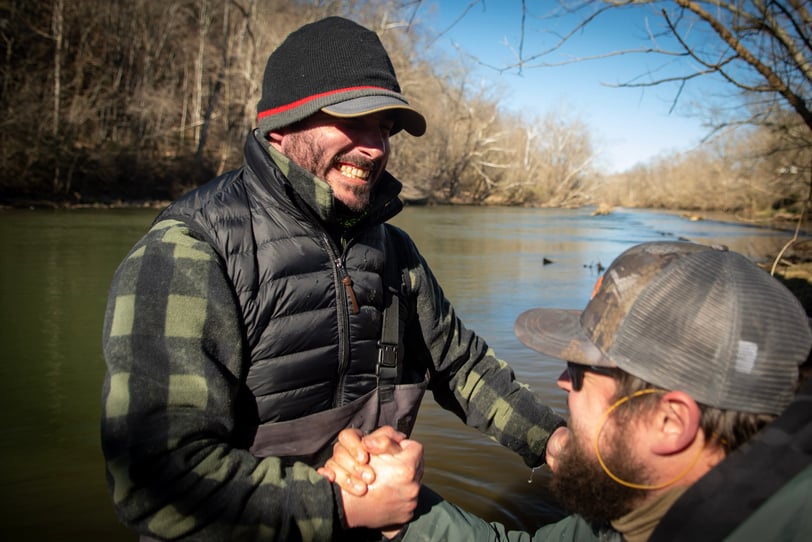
[566, 361, 617, 391]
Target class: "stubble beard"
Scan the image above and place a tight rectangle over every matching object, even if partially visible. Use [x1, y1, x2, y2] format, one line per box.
[283, 131, 377, 213]
[549, 425, 650, 524]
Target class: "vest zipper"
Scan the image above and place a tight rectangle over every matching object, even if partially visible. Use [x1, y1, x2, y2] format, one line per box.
[331, 248, 357, 408]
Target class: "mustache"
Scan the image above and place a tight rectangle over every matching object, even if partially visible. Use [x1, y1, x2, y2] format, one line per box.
[334, 154, 379, 174]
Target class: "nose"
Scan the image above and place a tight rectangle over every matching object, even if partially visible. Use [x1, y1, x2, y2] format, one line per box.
[346, 116, 390, 157]
[557, 368, 572, 392]
[355, 129, 388, 159]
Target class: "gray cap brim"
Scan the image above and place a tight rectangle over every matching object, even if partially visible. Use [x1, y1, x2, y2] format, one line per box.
[514, 308, 614, 367]
[322, 95, 426, 137]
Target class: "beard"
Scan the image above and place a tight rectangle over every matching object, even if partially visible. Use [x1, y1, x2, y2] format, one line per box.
[549, 425, 650, 523]
[282, 131, 379, 213]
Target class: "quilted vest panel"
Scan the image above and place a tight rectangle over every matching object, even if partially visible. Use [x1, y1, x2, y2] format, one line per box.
[157, 156, 394, 423]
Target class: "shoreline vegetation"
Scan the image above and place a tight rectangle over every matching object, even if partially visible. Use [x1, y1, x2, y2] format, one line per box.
[2, 194, 807, 235]
[4, 2, 810, 223]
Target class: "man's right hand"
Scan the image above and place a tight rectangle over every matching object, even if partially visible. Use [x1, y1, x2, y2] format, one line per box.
[322, 426, 424, 530]
[318, 425, 409, 495]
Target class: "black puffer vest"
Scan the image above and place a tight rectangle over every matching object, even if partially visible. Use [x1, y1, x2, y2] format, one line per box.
[156, 133, 426, 463]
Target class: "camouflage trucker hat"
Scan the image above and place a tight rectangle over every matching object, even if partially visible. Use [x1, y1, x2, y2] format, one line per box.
[514, 241, 812, 415]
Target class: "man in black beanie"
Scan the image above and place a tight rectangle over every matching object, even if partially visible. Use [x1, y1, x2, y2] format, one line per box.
[101, 16, 563, 541]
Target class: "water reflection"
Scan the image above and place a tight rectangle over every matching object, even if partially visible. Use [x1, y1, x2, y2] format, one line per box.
[0, 209, 154, 540]
[0, 205, 800, 538]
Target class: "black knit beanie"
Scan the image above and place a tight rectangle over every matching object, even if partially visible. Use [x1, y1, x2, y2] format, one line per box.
[257, 17, 426, 138]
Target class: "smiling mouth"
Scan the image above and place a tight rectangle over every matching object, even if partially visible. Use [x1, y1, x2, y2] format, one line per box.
[338, 163, 371, 181]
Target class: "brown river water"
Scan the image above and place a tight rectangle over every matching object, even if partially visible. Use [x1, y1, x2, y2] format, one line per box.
[0, 205, 799, 540]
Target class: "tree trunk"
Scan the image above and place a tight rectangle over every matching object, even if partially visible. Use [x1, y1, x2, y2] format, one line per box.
[51, 0, 63, 195]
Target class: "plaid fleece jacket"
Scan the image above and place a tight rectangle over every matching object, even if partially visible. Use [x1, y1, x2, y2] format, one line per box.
[101, 132, 564, 541]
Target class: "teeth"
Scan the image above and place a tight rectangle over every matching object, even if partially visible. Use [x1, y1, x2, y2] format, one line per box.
[339, 164, 370, 180]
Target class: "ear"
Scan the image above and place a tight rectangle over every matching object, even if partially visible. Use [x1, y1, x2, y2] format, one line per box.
[267, 130, 284, 150]
[649, 391, 702, 456]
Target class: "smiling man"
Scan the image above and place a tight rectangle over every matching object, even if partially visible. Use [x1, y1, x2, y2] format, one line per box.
[270, 111, 395, 212]
[100, 16, 564, 542]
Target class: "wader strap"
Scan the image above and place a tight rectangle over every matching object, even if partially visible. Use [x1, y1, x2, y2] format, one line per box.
[650, 375, 812, 541]
[378, 226, 403, 404]
[378, 290, 399, 404]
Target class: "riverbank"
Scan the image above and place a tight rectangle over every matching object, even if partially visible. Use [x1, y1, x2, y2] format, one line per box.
[646, 208, 812, 313]
[0, 197, 172, 211]
[765, 239, 812, 314]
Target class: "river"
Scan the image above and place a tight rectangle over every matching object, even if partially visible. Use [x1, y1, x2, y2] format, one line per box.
[0, 205, 799, 540]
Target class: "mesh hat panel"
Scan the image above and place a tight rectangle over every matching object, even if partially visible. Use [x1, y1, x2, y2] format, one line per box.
[515, 241, 812, 415]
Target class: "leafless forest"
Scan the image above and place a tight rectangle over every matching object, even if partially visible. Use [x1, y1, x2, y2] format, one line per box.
[1, 0, 810, 223]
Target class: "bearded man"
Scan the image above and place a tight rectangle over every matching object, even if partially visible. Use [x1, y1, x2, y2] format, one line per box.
[326, 240, 812, 541]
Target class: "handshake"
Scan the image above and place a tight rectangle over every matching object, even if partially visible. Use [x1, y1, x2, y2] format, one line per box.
[317, 426, 423, 537]
[317, 425, 570, 537]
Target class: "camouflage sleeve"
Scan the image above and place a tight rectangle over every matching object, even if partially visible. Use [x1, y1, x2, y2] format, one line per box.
[401, 230, 565, 468]
[101, 220, 340, 541]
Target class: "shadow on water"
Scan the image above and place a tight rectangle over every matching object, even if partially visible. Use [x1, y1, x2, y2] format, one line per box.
[0, 205, 801, 539]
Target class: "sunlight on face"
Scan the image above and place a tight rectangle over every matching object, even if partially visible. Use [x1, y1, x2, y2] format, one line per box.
[275, 112, 394, 212]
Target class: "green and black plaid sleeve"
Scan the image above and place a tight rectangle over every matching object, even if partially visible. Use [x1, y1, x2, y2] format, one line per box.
[401, 231, 565, 468]
[101, 220, 340, 541]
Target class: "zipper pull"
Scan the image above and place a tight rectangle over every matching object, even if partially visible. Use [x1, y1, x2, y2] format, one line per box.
[337, 259, 360, 314]
[343, 275, 360, 314]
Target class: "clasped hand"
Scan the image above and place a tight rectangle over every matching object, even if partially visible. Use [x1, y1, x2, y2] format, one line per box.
[317, 424, 568, 534]
[318, 426, 424, 533]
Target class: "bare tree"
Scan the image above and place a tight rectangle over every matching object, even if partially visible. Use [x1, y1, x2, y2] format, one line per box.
[51, 0, 63, 193]
[485, 1, 810, 136]
[468, 1, 811, 206]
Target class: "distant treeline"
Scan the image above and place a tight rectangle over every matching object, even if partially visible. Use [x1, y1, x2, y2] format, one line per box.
[1, 0, 809, 219]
